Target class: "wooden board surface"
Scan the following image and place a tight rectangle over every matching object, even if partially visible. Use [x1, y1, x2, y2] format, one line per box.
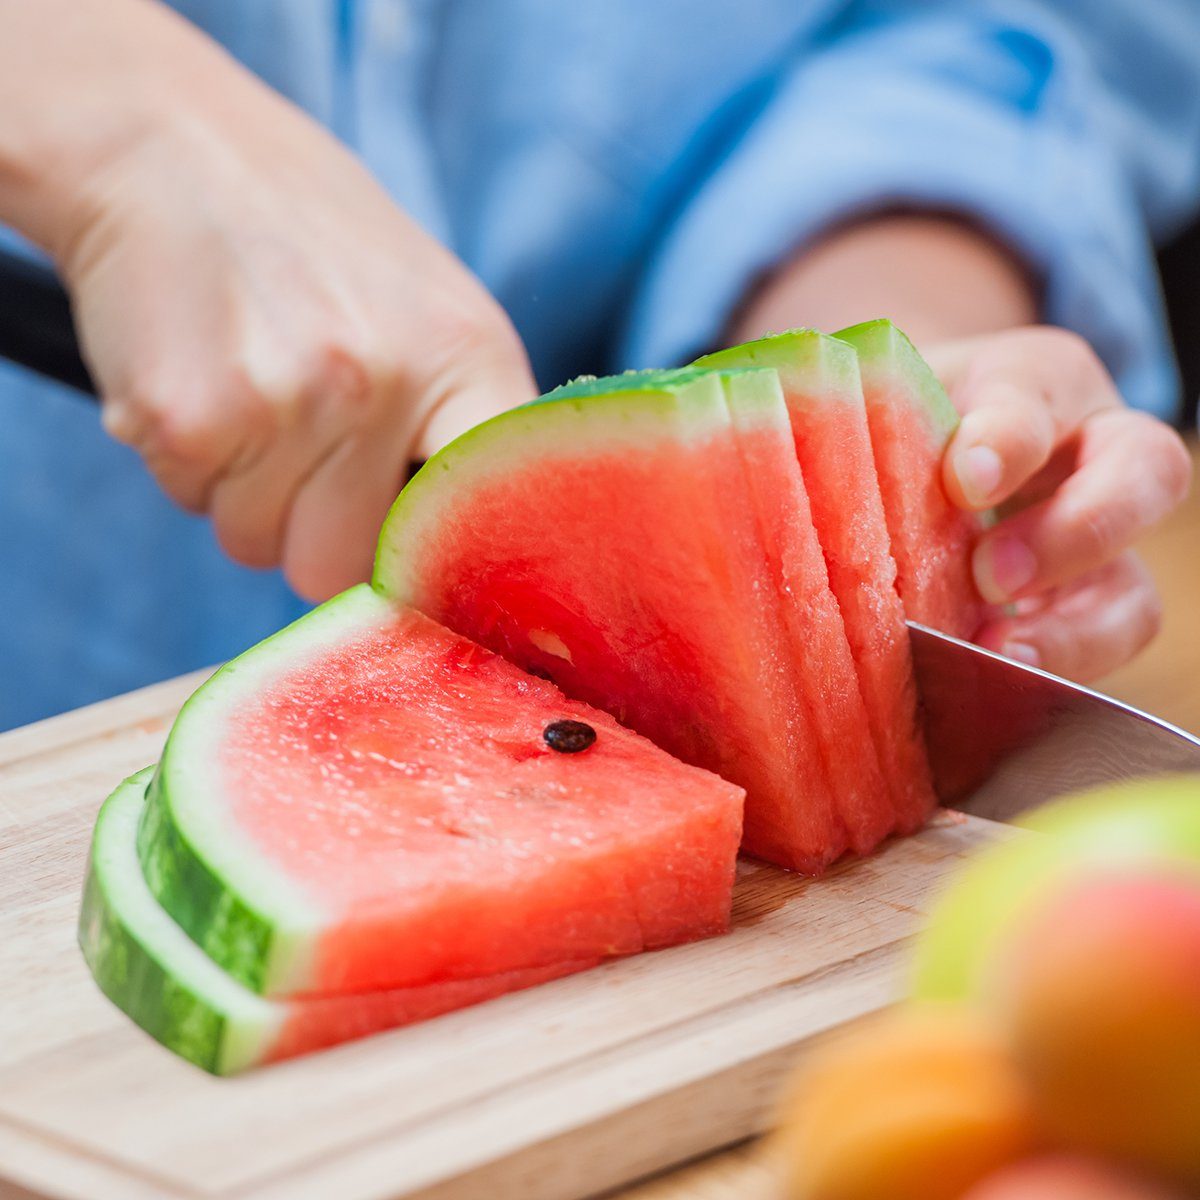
[0, 667, 1008, 1200]
[619, 435, 1200, 1200]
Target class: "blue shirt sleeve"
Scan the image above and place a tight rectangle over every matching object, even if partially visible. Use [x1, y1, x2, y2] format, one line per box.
[618, 0, 1200, 418]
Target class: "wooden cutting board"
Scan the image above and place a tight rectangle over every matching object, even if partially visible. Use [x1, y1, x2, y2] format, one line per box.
[0, 671, 1008, 1200]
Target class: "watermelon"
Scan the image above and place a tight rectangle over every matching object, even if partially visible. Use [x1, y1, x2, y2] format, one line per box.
[81, 771, 594, 1074]
[139, 584, 744, 996]
[715, 364, 896, 856]
[696, 330, 935, 836]
[835, 320, 987, 640]
[377, 366, 870, 872]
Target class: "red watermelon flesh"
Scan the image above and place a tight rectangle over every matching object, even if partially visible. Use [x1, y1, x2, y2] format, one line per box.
[376, 370, 853, 874]
[182, 585, 744, 994]
[719, 370, 896, 858]
[698, 332, 935, 835]
[262, 960, 593, 1066]
[81, 770, 602, 1073]
[836, 320, 987, 640]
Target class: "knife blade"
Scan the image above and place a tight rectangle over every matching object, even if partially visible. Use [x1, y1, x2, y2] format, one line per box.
[909, 621, 1200, 823]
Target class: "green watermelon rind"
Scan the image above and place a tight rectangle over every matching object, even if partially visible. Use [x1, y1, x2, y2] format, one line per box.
[373, 368, 749, 602]
[834, 319, 961, 440]
[694, 327, 861, 398]
[141, 586, 394, 995]
[80, 770, 283, 1074]
[541, 366, 720, 403]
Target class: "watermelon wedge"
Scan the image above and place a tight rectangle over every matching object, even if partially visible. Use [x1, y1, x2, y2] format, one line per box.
[696, 331, 935, 835]
[81, 771, 595, 1074]
[376, 367, 860, 872]
[714, 365, 897, 857]
[140, 585, 744, 996]
[835, 320, 987, 640]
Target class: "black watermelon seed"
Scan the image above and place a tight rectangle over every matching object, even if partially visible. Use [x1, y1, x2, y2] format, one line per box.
[543, 720, 596, 754]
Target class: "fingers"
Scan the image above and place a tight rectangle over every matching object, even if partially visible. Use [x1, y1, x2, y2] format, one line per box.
[929, 327, 1189, 682]
[414, 378, 528, 462]
[281, 356, 536, 601]
[207, 430, 331, 570]
[412, 339, 538, 462]
[972, 409, 1191, 603]
[938, 328, 1124, 512]
[281, 434, 405, 601]
[974, 552, 1162, 682]
[206, 354, 362, 569]
[943, 381, 1055, 509]
[101, 372, 266, 514]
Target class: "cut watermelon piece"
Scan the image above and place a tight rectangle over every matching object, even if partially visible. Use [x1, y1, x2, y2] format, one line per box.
[376, 368, 857, 872]
[835, 320, 987, 640]
[81, 771, 595, 1074]
[140, 585, 744, 996]
[697, 331, 935, 835]
[714, 365, 897, 856]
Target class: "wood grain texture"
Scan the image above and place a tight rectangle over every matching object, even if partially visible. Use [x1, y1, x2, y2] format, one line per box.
[0, 663, 1008, 1200]
[615, 436, 1200, 1200]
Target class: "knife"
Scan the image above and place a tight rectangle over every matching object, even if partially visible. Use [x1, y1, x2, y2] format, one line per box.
[910, 621, 1200, 821]
[5, 252, 1198, 818]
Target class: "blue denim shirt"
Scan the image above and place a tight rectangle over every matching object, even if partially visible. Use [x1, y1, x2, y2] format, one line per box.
[2, 0, 1198, 728]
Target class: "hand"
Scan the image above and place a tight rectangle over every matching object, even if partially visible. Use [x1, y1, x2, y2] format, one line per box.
[37, 9, 535, 602]
[928, 327, 1192, 681]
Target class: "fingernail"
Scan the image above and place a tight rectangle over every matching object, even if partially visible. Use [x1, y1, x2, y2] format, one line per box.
[954, 445, 1003, 507]
[1011, 594, 1048, 617]
[974, 536, 1037, 603]
[1003, 641, 1041, 668]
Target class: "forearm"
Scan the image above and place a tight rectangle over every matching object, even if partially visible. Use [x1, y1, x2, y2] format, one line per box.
[0, 0, 257, 261]
[730, 214, 1039, 349]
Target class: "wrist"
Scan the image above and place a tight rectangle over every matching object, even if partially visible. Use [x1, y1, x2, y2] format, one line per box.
[0, 0, 252, 264]
[731, 212, 1039, 349]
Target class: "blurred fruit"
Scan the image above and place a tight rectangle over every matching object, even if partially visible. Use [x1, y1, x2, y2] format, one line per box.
[961, 1154, 1186, 1200]
[911, 775, 1200, 1002]
[1001, 873, 1200, 1184]
[773, 1004, 1034, 1200]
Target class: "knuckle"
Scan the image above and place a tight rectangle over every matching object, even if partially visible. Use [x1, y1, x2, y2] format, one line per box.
[1138, 585, 1164, 648]
[1150, 421, 1193, 505]
[99, 396, 143, 446]
[1038, 326, 1105, 385]
[144, 404, 222, 470]
[1075, 501, 1124, 562]
[1019, 325, 1112, 408]
[1127, 558, 1164, 649]
[1004, 406, 1056, 468]
[105, 378, 219, 471]
[1104, 412, 1193, 517]
[311, 339, 376, 410]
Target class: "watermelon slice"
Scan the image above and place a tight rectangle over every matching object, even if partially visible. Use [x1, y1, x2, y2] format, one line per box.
[376, 367, 863, 872]
[835, 320, 987, 640]
[696, 331, 935, 835]
[714, 365, 897, 856]
[81, 771, 594, 1074]
[139, 584, 744, 996]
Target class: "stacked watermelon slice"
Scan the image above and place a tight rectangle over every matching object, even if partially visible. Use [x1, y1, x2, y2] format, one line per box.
[80, 321, 986, 1072]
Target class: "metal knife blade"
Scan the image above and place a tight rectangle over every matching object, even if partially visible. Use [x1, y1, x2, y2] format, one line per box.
[908, 621, 1200, 823]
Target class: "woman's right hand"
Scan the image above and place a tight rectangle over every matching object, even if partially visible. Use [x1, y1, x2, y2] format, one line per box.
[0, 0, 536, 602]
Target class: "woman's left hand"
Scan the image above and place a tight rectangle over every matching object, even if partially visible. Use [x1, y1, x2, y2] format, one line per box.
[927, 326, 1192, 682]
